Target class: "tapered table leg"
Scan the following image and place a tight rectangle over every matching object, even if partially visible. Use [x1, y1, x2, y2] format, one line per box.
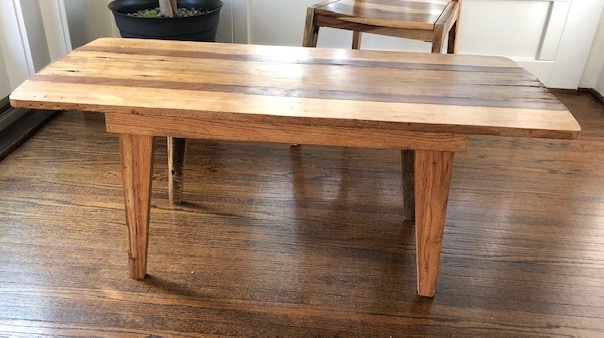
[401, 149, 415, 222]
[414, 150, 455, 297]
[168, 137, 186, 205]
[119, 134, 154, 279]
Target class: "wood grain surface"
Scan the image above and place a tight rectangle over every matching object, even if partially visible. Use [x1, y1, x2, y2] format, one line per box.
[0, 90, 601, 336]
[119, 134, 154, 279]
[7, 38, 582, 298]
[10, 38, 580, 140]
[414, 150, 454, 297]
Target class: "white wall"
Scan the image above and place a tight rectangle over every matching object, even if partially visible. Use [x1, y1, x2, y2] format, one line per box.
[20, 0, 51, 71]
[582, 6, 604, 95]
[64, 0, 117, 48]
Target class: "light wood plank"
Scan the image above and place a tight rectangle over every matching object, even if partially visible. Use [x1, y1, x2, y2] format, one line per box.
[9, 39, 580, 140]
[10, 81, 579, 140]
[82, 37, 513, 66]
[105, 112, 468, 152]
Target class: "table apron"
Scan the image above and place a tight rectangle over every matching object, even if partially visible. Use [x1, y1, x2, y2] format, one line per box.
[104, 113, 468, 152]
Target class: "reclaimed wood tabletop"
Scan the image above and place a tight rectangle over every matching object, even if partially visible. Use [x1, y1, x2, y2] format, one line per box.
[9, 38, 580, 297]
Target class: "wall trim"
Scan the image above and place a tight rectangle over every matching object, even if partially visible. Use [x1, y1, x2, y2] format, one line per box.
[578, 87, 604, 105]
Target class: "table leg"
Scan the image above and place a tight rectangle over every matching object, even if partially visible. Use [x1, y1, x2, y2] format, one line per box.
[168, 137, 186, 205]
[119, 134, 154, 279]
[414, 150, 454, 297]
[401, 149, 415, 222]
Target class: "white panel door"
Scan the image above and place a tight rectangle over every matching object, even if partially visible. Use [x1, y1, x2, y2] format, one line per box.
[0, 0, 71, 93]
[38, 0, 72, 61]
[0, 0, 35, 91]
[458, 0, 604, 88]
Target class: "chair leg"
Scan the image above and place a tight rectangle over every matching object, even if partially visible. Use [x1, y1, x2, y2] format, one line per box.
[352, 31, 362, 49]
[302, 7, 319, 47]
[447, 22, 458, 54]
[432, 0, 460, 54]
[168, 137, 186, 205]
[401, 149, 415, 222]
[431, 31, 446, 53]
[297, 6, 319, 148]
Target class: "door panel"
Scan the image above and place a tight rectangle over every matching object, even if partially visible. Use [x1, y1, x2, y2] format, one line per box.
[457, 0, 557, 59]
[547, 0, 604, 88]
[458, 0, 604, 88]
[39, 0, 72, 62]
[0, 0, 35, 91]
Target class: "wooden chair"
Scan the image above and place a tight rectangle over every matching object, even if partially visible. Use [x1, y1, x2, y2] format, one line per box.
[303, 0, 460, 53]
[301, 0, 461, 221]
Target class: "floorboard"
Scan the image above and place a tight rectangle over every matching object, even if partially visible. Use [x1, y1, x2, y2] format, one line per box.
[0, 91, 603, 336]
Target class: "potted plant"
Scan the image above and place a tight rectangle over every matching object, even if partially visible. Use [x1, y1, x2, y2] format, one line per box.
[108, 0, 223, 41]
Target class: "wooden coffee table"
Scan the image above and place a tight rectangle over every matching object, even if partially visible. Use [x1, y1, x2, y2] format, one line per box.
[9, 38, 580, 297]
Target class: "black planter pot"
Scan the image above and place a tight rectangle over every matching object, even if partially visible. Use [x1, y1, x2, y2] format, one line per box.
[108, 0, 223, 42]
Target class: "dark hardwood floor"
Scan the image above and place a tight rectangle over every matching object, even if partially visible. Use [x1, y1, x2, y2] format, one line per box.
[0, 90, 603, 337]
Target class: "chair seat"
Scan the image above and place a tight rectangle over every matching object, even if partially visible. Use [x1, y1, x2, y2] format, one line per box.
[314, 0, 452, 30]
[304, 0, 459, 52]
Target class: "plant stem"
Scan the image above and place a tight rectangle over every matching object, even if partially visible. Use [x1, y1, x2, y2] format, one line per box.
[159, 0, 178, 17]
